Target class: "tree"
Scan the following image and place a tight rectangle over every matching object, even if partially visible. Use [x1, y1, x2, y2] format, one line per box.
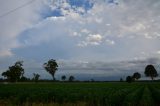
[2, 70, 10, 80]
[1, 61, 24, 82]
[126, 76, 132, 83]
[132, 72, 141, 80]
[20, 76, 29, 82]
[69, 76, 75, 82]
[144, 65, 158, 80]
[33, 73, 40, 83]
[15, 61, 24, 77]
[120, 78, 123, 82]
[61, 75, 66, 81]
[91, 79, 95, 82]
[43, 59, 58, 80]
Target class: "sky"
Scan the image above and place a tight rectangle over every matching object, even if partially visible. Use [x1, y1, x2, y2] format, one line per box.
[0, 0, 160, 81]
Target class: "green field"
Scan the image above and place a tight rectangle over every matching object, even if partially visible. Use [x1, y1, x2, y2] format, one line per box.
[0, 82, 160, 106]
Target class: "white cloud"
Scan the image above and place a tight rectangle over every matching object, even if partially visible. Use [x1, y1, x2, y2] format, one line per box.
[0, 49, 13, 57]
[81, 29, 90, 34]
[106, 39, 115, 45]
[156, 51, 160, 54]
[77, 34, 103, 47]
[86, 34, 103, 44]
[1, 0, 160, 62]
[16, 0, 160, 61]
[0, 0, 45, 57]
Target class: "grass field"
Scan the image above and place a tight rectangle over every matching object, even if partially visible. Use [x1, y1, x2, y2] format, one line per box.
[0, 82, 160, 106]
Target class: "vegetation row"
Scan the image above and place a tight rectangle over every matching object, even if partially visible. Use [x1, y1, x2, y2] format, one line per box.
[0, 59, 159, 82]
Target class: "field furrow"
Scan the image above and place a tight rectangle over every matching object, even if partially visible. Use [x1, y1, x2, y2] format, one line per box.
[0, 82, 160, 106]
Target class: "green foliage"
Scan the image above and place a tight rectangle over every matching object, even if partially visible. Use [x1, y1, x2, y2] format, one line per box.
[122, 86, 144, 105]
[120, 78, 123, 82]
[43, 59, 58, 80]
[32, 73, 40, 83]
[132, 72, 141, 80]
[0, 82, 159, 106]
[126, 76, 132, 83]
[139, 86, 154, 106]
[61, 75, 66, 81]
[69, 76, 75, 82]
[145, 65, 158, 80]
[20, 76, 30, 82]
[1, 61, 24, 82]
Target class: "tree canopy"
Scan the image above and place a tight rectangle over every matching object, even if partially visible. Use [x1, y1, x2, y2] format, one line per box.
[132, 72, 141, 80]
[144, 64, 158, 80]
[33, 73, 40, 82]
[43, 59, 58, 80]
[126, 76, 132, 83]
[61, 75, 66, 81]
[1, 61, 24, 82]
[69, 76, 75, 82]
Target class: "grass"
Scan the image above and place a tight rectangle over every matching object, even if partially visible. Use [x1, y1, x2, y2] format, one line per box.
[0, 82, 159, 106]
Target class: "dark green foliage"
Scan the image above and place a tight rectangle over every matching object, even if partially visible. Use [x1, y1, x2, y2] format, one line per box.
[69, 76, 75, 82]
[43, 59, 58, 80]
[32, 73, 40, 83]
[0, 82, 160, 105]
[145, 65, 158, 80]
[120, 78, 123, 82]
[122, 86, 144, 105]
[149, 85, 160, 105]
[61, 75, 66, 81]
[20, 76, 30, 82]
[1, 61, 24, 82]
[126, 76, 132, 83]
[132, 72, 141, 80]
[139, 86, 154, 106]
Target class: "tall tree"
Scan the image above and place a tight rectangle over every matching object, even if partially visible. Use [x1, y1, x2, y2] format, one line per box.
[43, 59, 58, 80]
[144, 65, 158, 80]
[1, 61, 24, 82]
[132, 72, 141, 80]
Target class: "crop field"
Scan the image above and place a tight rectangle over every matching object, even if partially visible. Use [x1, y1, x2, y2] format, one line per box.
[0, 82, 160, 106]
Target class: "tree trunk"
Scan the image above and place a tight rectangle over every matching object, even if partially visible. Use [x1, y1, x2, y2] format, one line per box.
[52, 75, 55, 81]
[151, 76, 154, 81]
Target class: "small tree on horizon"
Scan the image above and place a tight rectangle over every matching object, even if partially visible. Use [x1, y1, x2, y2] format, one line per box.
[69, 76, 75, 82]
[144, 65, 158, 80]
[120, 78, 123, 82]
[132, 72, 141, 81]
[43, 59, 58, 81]
[61, 75, 66, 81]
[126, 76, 132, 83]
[33, 73, 40, 83]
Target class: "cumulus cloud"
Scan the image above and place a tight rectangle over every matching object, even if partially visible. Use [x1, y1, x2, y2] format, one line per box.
[15, 0, 160, 61]
[106, 39, 115, 45]
[1, 0, 160, 58]
[78, 34, 103, 47]
[0, 0, 46, 57]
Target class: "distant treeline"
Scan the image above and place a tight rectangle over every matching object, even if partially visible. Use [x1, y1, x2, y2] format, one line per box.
[0, 59, 159, 83]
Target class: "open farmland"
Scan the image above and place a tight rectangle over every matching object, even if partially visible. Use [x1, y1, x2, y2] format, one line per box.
[0, 82, 160, 106]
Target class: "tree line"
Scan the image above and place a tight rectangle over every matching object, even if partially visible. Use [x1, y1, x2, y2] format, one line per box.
[0, 59, 159, 82]
[1, 59, 73, 82]
[125, 64, 158, 83]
